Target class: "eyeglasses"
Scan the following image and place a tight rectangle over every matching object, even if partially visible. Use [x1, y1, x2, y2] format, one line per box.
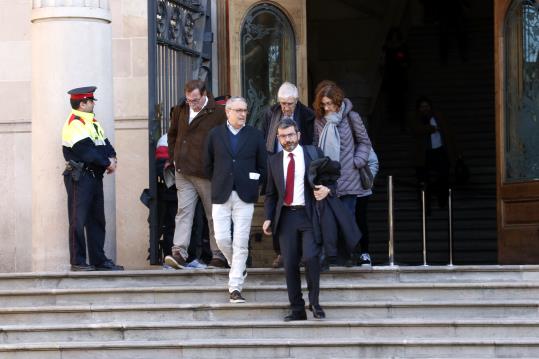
[277, 133, 297, 140]
[321, 101, 334, 107]
[229, 108, 248, 114]
[186, 97, 203, 104]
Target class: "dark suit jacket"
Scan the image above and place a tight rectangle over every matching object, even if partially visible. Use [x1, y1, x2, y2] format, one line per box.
[264, 145, 324, 241]
[205, 124, 267, 204]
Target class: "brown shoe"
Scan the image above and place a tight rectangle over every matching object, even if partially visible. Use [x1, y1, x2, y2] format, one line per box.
[164, 247, 186, 269]
[272, 254, 283, 268]
[208, 257, 227, 268]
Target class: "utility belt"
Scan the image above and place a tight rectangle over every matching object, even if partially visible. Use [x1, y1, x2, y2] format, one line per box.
[63, 160, 101, 181]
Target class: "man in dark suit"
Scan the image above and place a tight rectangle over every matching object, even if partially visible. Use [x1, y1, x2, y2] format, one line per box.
[261, 82, 316, 269]
[262, 118, 331, 321]
[205, 97, 267, 303]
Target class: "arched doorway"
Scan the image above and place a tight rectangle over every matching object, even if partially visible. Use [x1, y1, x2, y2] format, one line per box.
[240, 3, 297, 128]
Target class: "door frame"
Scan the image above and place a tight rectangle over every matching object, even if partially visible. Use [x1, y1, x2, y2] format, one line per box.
[495, 0, 539, 264]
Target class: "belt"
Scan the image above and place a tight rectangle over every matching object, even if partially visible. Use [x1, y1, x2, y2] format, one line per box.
[83, 166, 100, 177]
[284, 205, 305, 210]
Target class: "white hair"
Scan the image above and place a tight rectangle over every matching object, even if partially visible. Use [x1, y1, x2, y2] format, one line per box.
[277, 82, 299, 100]
[225, 96, 248, 110]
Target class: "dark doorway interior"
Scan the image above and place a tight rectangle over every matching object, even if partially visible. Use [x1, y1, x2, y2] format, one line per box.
[306, 0, 497, 265]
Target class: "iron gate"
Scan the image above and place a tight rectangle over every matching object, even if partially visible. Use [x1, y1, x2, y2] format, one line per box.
[147, 0, 213, 264]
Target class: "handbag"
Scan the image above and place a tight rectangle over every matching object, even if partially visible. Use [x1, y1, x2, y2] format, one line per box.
[346, 115, 374, 190]
[359, 165, 374, 190]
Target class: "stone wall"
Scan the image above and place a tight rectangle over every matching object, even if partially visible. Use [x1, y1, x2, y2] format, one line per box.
[0, 0, 33, 272]
[0, 0, 152, 272]
[111, 0, 152, 269]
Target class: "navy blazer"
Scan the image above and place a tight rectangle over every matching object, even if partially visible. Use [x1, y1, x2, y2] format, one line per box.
[264, 145, 324, 241]
[205, 124, 267, 204]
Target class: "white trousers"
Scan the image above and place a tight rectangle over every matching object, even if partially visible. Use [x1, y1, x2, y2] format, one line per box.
[212, 191, 254, 293]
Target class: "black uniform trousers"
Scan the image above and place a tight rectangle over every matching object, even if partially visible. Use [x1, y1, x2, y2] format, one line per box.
[64, 171, 108, 266]
[278, 206, 321, 312]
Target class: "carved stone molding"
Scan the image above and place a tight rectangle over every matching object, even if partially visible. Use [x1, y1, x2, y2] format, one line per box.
[31, 0, 111, 23]
[32, 0, 109, 10]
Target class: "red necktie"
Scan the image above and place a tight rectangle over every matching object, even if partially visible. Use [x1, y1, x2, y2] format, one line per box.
[284, 153, 295, 205]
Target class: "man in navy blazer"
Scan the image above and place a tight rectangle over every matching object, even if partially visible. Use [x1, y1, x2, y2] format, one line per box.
[205, 96, 267, 303]
[263, 118, 331, 321]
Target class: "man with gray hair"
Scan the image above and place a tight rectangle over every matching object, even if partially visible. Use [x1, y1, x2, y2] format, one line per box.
[261, 82, 315, 268]
[262, 82, 315, 154]
[205, 97, 267, 303]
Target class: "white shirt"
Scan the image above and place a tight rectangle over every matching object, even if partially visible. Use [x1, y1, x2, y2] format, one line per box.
[227, 121, 244, 135]
[282, 145, 305, 206]
[189, 96, 209, 124]
[157, 133, 168, 147]
[429, 117, 443, 149]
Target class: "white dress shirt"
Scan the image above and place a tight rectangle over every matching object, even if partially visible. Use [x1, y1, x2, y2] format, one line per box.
[429, 117, 443, 149]
[189, 96, 209, 124]
[282, 145, 305, 206]
[227, 121, 244, 135]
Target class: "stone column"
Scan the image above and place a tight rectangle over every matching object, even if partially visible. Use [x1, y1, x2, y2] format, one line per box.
[31, 0, 115, 271]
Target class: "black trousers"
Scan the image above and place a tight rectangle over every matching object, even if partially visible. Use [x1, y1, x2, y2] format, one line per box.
[64, 171, 108, 266]
[416, 147, 450, 209]
[278, 207, 321, 312]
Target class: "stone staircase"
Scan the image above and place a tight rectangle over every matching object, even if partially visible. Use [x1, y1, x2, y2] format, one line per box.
[368, 16, 497, 265]
[1, 266, 539, 358]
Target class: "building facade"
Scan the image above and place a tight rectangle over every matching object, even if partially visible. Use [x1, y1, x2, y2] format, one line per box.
[0, 0, 537, 272]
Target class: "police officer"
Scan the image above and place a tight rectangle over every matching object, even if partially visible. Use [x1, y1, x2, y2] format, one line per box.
[62, 86, 124, 271]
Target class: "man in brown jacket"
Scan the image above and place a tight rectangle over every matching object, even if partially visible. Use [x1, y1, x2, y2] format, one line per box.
[165, 79, 227, 268]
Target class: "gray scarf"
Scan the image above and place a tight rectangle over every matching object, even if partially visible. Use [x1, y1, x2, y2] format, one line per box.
[318, 103, 345, 161]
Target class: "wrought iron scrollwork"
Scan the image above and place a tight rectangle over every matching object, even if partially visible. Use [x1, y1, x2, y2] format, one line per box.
[183, 11, 195, 45]
[148, 0, 212, 265]
[156, 0, 205, 53]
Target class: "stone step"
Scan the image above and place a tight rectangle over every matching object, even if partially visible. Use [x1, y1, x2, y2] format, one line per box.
[1, 337, 539, 358]
[5, 281, 539, 306]
[1, 266, 538, 290]
[3, 318, 539, 344]
[0, 300, 538, 325]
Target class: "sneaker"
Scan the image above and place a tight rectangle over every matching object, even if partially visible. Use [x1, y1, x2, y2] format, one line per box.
[162, 263, 175, 270]
[164, 254, 186, 269]
[70, 263, 96, 271]
[208, 257, 227, 268]
[272, 254, 283, 268]
[358, 253, 372, 266]
[185, 259, 207, 269]
[229, 290, 246, 303]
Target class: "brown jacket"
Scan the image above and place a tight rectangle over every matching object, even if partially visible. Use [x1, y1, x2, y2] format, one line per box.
[167, 95, 226, 178]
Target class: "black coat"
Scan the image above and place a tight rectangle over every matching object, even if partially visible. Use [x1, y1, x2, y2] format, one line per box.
[264, 146, 323, 242]
[308, 157, 362, 253]
[205, 124, 267, 204]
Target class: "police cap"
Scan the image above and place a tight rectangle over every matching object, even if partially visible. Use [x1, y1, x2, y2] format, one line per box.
[67, 86, 98, 101]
